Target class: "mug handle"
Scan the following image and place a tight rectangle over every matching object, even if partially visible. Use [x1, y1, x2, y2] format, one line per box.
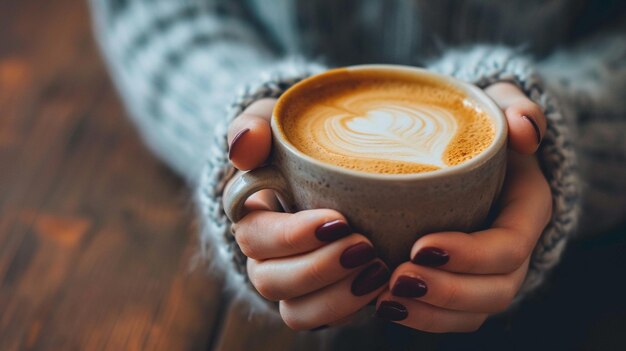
[223, 166, 296, 222]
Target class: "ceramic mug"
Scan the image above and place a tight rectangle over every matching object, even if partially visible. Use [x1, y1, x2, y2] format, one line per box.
[223, 65, 507, 268]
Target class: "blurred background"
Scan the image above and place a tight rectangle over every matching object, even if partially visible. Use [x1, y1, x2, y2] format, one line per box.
[1, 0, 625, 350]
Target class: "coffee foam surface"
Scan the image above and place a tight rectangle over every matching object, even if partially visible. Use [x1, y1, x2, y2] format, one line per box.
[277, 69, 495, 174]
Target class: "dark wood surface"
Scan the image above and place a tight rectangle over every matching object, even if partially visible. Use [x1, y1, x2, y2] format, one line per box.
[0, 0, 220, 350]
[0, 1, 316, 350]
[2, 1, 626, 350]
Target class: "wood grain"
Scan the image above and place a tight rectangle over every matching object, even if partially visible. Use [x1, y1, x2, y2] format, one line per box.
[2, 0, 626, 350]
[0, 1, 224, 350]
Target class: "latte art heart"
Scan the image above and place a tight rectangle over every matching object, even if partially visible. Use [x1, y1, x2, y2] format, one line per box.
[278, 71, 496, 174]
[325, 105, 458, 167]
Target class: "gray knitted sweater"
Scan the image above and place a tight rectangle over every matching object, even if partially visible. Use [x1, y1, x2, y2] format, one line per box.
[89, 0, 626, 319]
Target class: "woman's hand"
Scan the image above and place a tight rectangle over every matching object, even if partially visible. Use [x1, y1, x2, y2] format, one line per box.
[226, 99, 389, 330]
[375, 82, 552, 332]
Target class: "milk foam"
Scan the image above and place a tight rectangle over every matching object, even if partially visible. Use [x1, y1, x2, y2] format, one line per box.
[322, 102, 458, 167]
[278, 70, 496, 174]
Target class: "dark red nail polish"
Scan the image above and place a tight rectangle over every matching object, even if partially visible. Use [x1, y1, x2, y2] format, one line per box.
[376, 301, 408, 321]
[412, 247, 449, 267]
[315, 220, 351, 242]
[340, 242, 376, 269]
[310, 325, 329, 332]
[228, 128, 250, 160]
[522, 115, 542, 145]
[351, 262, 390, 296]
[392, 276, 428, 298]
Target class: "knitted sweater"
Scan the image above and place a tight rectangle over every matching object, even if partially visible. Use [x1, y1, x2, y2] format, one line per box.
[89, 0, 626, 320]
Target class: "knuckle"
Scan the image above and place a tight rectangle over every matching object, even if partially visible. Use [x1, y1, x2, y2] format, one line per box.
[463, 244, 482, 273]
[509, 241, 531, 270]
[491, 279, 519, 313]
[248, 263, 282, 301]
[306, 260, 332, 287]
[418, 308, 438, 333]
[493, 292, 515, 313]
[246, 259, 257, 282]
[440, 281, 461, 309]
[252, 277, 281, 302]
[279, 225, 299, 252]
[279, 304, 307, 331]
[321, 298, 342, 323]
[235, 230, 258, 259]
[504, 279, 520, 306]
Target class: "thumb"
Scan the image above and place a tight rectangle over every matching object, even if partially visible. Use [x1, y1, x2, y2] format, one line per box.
[227, 98, 277, 170]
[484, 83, 546, 155]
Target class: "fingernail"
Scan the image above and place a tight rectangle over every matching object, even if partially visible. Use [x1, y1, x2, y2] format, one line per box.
[392, 276, 428, 298]
[228, 128, 250, 160]
[351, 262, 390, 296]
[412, 247, 449, 267]
[310, 325, 328, 332]
[340, 242, 376, 269]
[522, 115, 542, 145]
[376, 301, 408, 321]
[315, 220, 352, 242]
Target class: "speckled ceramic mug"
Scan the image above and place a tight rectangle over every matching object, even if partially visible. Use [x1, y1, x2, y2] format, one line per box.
[224, 65, 507, 268]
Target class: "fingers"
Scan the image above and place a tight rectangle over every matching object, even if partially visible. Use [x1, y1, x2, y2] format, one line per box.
[227, 98, 277, 170]
[484, 82, 547, 154]
[247, 234, 376, 301]
[410, 153, 552, 274]
[232, 209, 352, 260]
[376, 291, 488, 333]
[241, 188, 282, 215]
[280, 261, 390, 330]
[388, 259, 528, 313]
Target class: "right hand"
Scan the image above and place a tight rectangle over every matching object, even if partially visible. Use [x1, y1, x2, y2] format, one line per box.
[224, 99, 389, 330]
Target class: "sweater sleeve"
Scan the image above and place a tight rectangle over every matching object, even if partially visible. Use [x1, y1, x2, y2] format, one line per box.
[426, 28, 626, 300]
[196, 69, 326, 316]
[89, 0, 325, 317]
[88, 0, 324, 183]
[195, 45, 583, 315]
[537, 32, 626, 235]
[426, 46, 580, 300]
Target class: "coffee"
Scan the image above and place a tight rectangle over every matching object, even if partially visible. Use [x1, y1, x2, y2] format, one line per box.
[225, 65, 507, 267]
[276, 69, 495, 174]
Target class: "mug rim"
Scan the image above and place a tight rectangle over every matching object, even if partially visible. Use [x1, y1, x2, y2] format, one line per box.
[271, 64, 508, 181]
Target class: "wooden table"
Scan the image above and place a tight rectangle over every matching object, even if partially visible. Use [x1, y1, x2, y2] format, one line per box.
[0, 1, 321, 350]
[2, 1, 626, 350]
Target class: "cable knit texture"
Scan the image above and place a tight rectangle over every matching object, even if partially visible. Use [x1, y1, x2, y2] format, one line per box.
[88, 0, 625, 322]
[196, 46, 580, 315]
[196, 60, 325, 314]
[427, 46, 580, 297]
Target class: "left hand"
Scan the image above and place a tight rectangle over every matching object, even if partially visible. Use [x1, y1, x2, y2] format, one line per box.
[375, 82, 552, 332]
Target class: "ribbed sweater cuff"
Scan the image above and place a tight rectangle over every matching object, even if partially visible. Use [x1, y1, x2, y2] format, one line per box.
[427, 45, 580, 301]
[195, 59, 325, 316]
[197, 46, 580, 317]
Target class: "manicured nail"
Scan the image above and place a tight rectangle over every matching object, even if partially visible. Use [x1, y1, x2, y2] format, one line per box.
[310, 325, 329, 332]
[351, 262, 390, 296]
[228, 128, 250, 160]
[376, 301, 408, 321]
[412, 247, 449, 267]
[340, 242, 376, 269]
[522, 115, 542, 145]
[315, 220, 352, 242]
[392, 276, 428, 298]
